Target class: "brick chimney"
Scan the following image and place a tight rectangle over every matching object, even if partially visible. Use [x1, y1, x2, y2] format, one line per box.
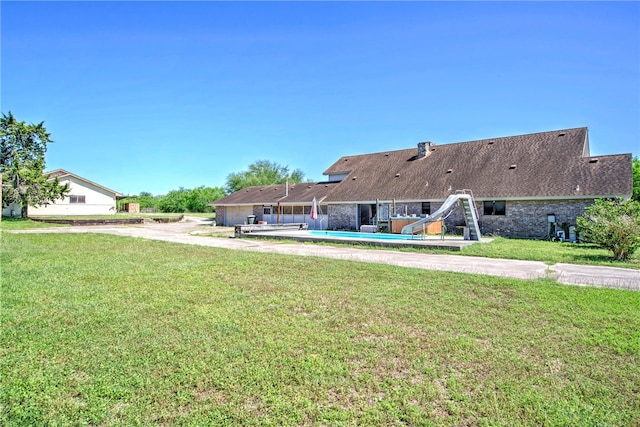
[417, 141, 434, 159]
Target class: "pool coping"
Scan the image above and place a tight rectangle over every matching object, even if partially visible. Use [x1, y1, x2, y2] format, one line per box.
[238, 229, 491, 251]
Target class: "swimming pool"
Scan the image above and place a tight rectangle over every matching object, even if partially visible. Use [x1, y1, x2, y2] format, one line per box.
[308, 230, 424, 241]
[240, 227, 479, 250]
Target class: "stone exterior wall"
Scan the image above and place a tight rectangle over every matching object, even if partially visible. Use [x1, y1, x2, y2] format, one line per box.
[434, 202, 467, 234]
[328, 204, 357, 230]
[476, 199, 595, 239]
[381, 199, 595, 239]
[224, 198, 596, 238]
[216, 207, 226, 225]
[391, 203, 423, 217]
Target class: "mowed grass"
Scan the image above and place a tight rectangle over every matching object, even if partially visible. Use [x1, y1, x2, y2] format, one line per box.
[0, 217, 70, 230]
[458, 237, 640, 269]
[3, 218, 638, 268]
[1, 233, 639, 426]
[302, 236, 640, 269]
[0, 213, 212, 230]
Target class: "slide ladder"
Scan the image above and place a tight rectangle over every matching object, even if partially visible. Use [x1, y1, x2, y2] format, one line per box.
[457, 192, 481, 241]
[400, 191, 481, 240]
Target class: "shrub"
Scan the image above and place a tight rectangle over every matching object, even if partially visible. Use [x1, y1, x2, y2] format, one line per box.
[576, 198, 640, 261]
[157, 188, 187, 213]
[120, 192, 160, 211]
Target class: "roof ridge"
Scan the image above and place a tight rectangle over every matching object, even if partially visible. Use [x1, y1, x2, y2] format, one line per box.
[331, 127, 589, 158]
[433, 127, 588, 147]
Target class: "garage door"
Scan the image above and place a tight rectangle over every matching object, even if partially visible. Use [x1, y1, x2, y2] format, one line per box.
[225, 207, 254, 226]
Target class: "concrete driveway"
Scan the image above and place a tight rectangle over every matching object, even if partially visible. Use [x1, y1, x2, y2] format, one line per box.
[7, 216, 639, 291]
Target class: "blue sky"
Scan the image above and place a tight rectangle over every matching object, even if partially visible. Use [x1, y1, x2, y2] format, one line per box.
[2, 1, 638, 196]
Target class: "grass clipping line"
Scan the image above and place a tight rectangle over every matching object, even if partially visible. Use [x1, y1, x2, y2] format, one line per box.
[1, 233, 639, 425]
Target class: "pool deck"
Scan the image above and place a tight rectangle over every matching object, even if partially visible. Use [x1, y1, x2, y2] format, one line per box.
[240, 229, 490, 251]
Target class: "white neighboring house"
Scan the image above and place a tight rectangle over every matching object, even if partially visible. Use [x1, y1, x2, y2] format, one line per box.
[2, 169, 121, 217]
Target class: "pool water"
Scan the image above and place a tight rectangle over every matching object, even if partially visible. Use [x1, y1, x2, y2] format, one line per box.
[308, 230, 423, 241]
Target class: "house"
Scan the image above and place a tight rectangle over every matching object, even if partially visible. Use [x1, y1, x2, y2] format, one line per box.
[212, 127, 633, 239]
[214, 179, 339, 228]
[2, 169, 121, 217]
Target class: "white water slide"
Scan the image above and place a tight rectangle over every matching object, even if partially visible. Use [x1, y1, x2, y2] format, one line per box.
[400, 193, 481, 240]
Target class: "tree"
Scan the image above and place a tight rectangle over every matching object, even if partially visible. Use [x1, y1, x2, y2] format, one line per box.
[155, 186, 226, 213]
[632, 156, 639, 202]
[0, 112, 69, 217]
[576, 198, 640, 261]
[184, 186, 226, 213]
[157, 187, 188, 213]
[119, 191, 161, 211]
[119, 187, 226, 213]
[136, 192, 161, 211]
[225, 160, 305, 193]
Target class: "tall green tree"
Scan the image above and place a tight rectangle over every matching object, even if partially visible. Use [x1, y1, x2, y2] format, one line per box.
[0, 112, 69, 217]
[632, 156, 639, 202]
[156, 186, 227, 213]
[184, 186, 226, 213]
[225, 160, 306, 193]
[157, 187, 188, 213]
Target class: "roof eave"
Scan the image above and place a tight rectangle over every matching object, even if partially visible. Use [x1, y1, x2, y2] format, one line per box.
[46, 169, 121, 196]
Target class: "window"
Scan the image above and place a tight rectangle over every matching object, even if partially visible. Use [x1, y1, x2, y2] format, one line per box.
[421, 202, 431, 215]
[69, 195, 86, 204]
[484, 201, 505, 216]
[263, 207, 272, 215]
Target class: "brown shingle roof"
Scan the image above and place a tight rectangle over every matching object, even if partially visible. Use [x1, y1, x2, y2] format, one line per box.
[321, 127, 632, 201]
[213, 181, 338, 205]
[213, 127, 632, 206]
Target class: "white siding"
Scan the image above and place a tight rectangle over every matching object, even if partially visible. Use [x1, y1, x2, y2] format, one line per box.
[29, 176, 117, 216]
[328, 173, 349, 182]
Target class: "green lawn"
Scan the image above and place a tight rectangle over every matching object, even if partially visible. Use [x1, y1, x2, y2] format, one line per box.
[0, 213, 214, 230]
[0, 217, 70, 230]
[3, 217, 638, 269]
[295, 236, 640, 269]
[2, 232, 639, 425]
[459, 237, 640, 268]
[29, 213, 189, 220]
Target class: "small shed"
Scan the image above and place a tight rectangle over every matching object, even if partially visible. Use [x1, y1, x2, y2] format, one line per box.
[124, 202, 140, 213]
